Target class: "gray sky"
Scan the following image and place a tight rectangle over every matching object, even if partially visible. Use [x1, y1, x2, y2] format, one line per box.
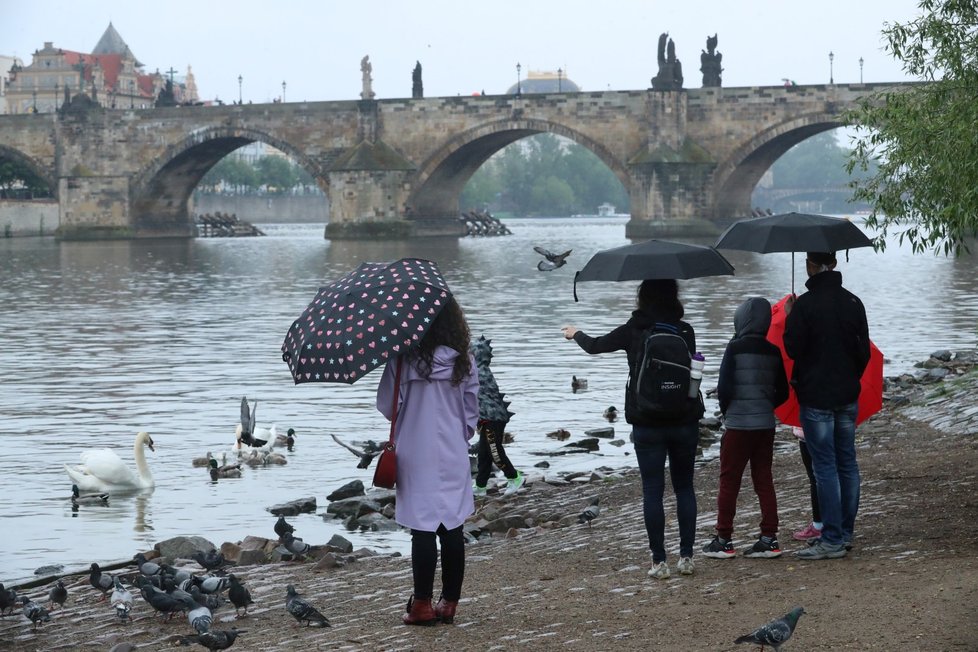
[4, 0, 922, 104]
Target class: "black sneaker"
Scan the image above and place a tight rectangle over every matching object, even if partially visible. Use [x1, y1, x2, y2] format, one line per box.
[701, 535, 735, 559]
[742, 536, 783, 558]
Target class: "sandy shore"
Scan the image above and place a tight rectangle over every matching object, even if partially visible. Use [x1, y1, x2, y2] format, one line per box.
[3, 359, 977, 651]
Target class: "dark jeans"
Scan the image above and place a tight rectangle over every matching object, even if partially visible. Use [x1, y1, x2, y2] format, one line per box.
[799, 440, 821, 523]
[410, 524, 465, 601]
[800, 402, 860, 546]
[714, 427, 779, 539]
[475, 420, 518, 486]
[632, 422, 698, 563]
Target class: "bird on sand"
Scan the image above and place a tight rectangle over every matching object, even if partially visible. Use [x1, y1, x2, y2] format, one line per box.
[90, 562, 114, 600]
[196, 628, 241, 650]
[285, 584, 331, 627]
[734, 606, 806, 651]
[578, 497, 601, 527]
[21, 596, 51, 631]
[227, 574, 253, 617]
[111, 576, 133, 622]
[274, 515, 295, 538]
[47, 580, 68, 610]
[533, 246, 572, 271]
[0, 583, 18, 615]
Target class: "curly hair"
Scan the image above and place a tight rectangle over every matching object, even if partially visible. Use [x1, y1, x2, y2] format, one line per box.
[407, 296, 472, 386]
[637, 279, 684, 320]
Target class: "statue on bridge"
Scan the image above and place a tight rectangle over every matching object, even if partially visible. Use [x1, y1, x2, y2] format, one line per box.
[651, 32, 683, 91]
[361, 55, 376, 100]
[412, 61, 423, 99]
[700, 33, 723, 87]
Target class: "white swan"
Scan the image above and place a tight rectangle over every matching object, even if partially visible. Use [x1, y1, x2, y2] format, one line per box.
[64, 431, 155, 491]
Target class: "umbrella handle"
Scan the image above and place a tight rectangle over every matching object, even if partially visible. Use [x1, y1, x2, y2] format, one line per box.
[573, 271, 580, 302]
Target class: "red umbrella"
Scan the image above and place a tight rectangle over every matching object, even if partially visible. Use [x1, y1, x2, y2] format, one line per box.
[766, 294, 883, 427]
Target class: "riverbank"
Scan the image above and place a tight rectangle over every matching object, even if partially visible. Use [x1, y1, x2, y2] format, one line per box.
[3, 357, 977, 651]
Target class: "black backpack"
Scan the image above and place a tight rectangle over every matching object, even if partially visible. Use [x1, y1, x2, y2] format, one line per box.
[632, 323, 692, 418]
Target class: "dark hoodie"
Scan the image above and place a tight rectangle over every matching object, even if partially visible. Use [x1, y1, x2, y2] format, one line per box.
[716, 297, 789, 430]
[572, 308, 703, 426]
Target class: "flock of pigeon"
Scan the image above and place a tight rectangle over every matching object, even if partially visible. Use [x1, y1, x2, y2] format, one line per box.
[0, 516, 335, 649]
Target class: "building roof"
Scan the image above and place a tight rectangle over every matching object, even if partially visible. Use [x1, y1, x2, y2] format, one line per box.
[506, 70, 581, 95]
[92, 22, 141, 66]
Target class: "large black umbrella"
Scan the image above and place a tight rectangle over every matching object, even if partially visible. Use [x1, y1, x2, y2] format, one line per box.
[714, 212, 874, 292]
[573, 239, 735, 300]
[282, 258, 452, 384]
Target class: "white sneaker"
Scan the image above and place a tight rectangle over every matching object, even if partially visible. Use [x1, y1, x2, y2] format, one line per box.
[503, 471, 525, 496]
[677, 557, 694, 575]
[473, 484, 487, 497]
[648, 561, 670, 579]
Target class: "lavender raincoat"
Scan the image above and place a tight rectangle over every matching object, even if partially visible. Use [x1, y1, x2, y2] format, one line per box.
[376, 345, 479, 532]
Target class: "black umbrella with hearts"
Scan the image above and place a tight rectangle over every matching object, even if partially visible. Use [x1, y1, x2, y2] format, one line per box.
[282, 258, 453, 384]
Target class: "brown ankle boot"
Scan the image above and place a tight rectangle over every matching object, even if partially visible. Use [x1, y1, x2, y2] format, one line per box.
[434, 597, 458, 624]
[403, 596, 437, 626]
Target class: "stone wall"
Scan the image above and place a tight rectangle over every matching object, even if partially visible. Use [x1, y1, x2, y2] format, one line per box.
[193, 194, 329, 223]
[0, 200, 59, 237]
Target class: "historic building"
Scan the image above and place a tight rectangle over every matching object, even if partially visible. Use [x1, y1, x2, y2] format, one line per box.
[506, 69, 581, 95]
[4, 23, 199, 113]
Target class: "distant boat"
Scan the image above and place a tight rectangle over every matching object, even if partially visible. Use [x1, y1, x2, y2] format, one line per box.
[573, 203, 629, 218]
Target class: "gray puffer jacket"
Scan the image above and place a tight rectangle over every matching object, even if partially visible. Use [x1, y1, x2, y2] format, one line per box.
[716, 297, 789, 430]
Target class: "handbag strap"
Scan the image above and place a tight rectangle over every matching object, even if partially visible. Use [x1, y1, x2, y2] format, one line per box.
[387, 357, 403, 445]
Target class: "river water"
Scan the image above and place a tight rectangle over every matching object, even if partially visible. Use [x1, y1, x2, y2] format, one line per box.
[1, 217, 976, 585]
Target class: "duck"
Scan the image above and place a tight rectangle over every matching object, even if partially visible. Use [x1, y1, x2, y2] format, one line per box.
[571, 375, 588, 392]
[64, 431, 155, 492]
[275, 428, 297, 451]
[603, 406, 619, 423]
[207, 452, 243, 479]
[231, 423, 276, 457]
[71, 484, 109, 506]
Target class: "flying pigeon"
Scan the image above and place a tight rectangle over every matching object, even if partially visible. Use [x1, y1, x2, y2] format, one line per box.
[21, 595, 51, 631]
[578, 497, 601, 527]
[274, 515, 296, 539]
[735, 606, 806, 651]
[110, 576, 133, 622]
[227, 574, 253, 617]
[285, 584, 331, 627]
[48, 580, 68, 610]
[330, 433, 383, 469]
[533, 246, 572, 271]
[197, 628, 240, 650]
[89, 562, 114, 601]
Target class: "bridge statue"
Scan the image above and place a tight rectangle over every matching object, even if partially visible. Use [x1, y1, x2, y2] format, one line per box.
[651, 33, 683, 91]
[412, 61, 423, 99]
[361, 55, 375, 100]
[700, 33, 723, 87]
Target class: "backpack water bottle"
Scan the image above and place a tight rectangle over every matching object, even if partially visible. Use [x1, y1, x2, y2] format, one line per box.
[688, 353, 705, 398]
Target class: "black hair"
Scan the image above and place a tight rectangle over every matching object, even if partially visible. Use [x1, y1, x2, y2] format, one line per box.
[408, 296, 472, 386]
[637, 279, 684, 320]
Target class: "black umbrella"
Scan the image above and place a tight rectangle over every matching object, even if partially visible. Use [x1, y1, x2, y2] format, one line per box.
[573, 239, 735, 300]
[714, 212, 874, 292]
[282, 258, 452, 384]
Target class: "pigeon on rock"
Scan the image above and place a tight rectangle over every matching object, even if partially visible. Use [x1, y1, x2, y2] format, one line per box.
[48, 580, 68, 610]
[534, 246, 572, 271]
[134, 552, 162, 577]
[285, 584, 331, 627]
[578, 497, 601, 527]
[279, 532, 311, 558]
[192, 550, 227, 572]
[197, 628, 240, 650]
[735, 606, 806, 651]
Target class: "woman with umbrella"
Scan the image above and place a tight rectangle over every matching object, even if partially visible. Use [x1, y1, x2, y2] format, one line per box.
[376, 297, 480, 625]
[561, 279, 704, 580]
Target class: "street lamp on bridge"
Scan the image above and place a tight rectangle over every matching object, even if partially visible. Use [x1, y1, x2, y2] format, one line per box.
[238, 74, 243, 104]
[516, 62, 521, 97]
[859, 57, 864, 84]
[829, 51, 834, 84]
[282, 80, 286, 103]
[557, 67, 563, 92]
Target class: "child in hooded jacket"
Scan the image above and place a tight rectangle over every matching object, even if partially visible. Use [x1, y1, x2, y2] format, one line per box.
[703, 297, 789, 559]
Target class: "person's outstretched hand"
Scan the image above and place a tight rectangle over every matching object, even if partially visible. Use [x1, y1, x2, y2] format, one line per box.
[561, 326, 578, 340]
[784, 294, 797, 315]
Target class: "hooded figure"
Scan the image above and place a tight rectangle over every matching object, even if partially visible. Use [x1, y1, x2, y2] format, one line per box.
[717, 297, 790, 430]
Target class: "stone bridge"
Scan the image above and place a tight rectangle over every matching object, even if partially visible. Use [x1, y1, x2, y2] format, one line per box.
[0, 83, 898, 239]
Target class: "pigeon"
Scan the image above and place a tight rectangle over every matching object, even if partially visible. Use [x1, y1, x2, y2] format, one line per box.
[134, 552, 162, 577]
[187, 597, 213, 635]
[47, 580, 68, 610]
[603, 406, 619, 423]
[71, 484, 109, 505]
[191, 574, 230, 596]
[192, 550, 227, 572]
[285, 584, 331, 627]
[197, 628, 240, 650]
[279, 532, 311, 558]
[110, 576, 133, 622]
[89, 562, 114, 600]
[21, 595, 51, 631]
[160, 564, 193, 586]
[227, 574, 253, 617]
[0, 583, 18, 615]
[578, 497, 601, 527]
[735, 606, 806, 651]
[330, 433, 383, 469]
[273, 515, 295, 538]
[533, 246, 572, 271]
[188, 585, 226, 611]
[140, 582, 185, 622]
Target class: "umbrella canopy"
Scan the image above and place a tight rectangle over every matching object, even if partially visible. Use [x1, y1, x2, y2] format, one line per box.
[766, 294, 884, 427]
[714, 212, 874, 254]
[282, 258, 452, 385]
[573, 239, 734, 300]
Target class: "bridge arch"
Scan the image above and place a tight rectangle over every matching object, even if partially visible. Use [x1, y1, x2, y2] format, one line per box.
[407, 118, 630, 218]
[0, 144, 56, 198]
[129, 126, 325, 235]
[712, 113, 844, 220]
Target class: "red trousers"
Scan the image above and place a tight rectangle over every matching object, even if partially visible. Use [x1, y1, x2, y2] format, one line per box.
[714, 427, 779, 539]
